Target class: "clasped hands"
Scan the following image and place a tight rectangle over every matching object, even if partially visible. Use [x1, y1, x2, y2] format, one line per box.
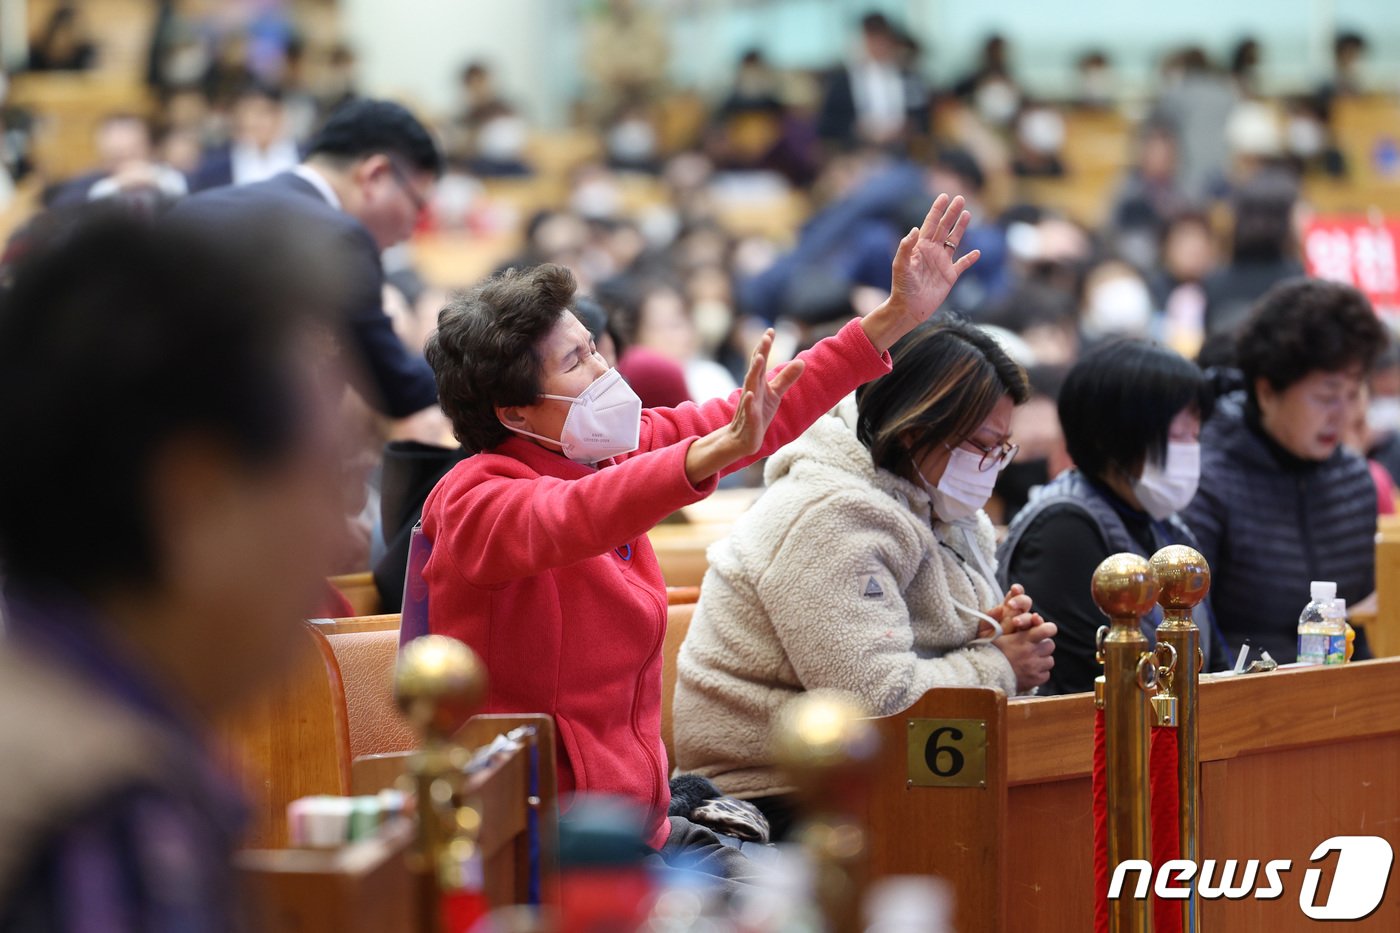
[978, 583, 1057, 693]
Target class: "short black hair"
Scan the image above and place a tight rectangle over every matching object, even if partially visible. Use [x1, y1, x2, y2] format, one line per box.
[861, 12, 894, 36]
[1237, 278, 1385, 400]
[0, 209, 341, 596]
[1060, 338, 1213, 481]
[308, 98, 444, 177]
[856, 317, 1029, 477]
[427, 264, 578, 453]
[233, 79, 284, 104]
[1335, 31, 1367, 57]
[931, 146, 987, 194]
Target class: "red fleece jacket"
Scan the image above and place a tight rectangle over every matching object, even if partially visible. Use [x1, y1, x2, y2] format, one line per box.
[421, 319, 891, 850]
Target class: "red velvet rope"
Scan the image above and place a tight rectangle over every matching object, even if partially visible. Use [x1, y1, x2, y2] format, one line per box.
[1093, 707, 1109, 933]
[442, 889, 490, 932]
[1151, 726, 1182, 932]
[1094, 711, 1185, 933]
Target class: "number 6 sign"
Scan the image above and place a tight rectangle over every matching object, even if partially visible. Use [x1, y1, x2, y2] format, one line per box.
[906, 718, 988, 788]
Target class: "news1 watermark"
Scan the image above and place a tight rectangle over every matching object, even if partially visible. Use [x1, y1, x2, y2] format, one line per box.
[1108, 836, 1395, 921]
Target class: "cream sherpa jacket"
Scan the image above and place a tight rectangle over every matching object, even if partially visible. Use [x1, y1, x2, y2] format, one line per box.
[673, 397, 1019, 799]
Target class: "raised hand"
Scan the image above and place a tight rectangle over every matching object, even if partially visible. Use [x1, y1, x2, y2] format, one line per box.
[861, 193, 983, 353]
[683, 328, 805, 486]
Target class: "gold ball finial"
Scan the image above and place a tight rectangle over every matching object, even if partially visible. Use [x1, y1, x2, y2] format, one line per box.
[395, 635, 487, 740]
[1150, 545, 1211, 611]
[1091, 553, 1159, 620]
[771, 690, 878, 778]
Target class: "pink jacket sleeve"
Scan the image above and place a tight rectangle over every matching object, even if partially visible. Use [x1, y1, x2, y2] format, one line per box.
[629, 317, 892, 475]
[426, 439, 718, 588]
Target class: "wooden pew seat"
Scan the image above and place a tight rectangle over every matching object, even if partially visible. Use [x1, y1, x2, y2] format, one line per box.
[661, 601, 696, 773]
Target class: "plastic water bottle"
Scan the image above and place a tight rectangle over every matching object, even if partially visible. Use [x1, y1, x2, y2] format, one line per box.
[1297, 581, 1337, 665]
[1326, 598, 1349, 665]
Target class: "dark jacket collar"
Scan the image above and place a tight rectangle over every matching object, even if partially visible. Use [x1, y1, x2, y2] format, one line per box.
[1242, 397, 1329, 474]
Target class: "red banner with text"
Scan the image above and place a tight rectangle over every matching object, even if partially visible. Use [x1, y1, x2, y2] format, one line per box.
[1303, 216, 1400, 313]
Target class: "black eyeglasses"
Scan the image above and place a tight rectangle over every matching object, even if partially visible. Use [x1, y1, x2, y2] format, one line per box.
[948, 438, 1020, 473]
[387, 159, 428, 215]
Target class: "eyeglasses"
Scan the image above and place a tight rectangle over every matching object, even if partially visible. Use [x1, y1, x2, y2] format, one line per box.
[387, 159, 428, 215]
[948, 438, 1020, 473]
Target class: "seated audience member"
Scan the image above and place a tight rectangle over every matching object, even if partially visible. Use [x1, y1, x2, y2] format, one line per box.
[419, 196, 982, 869]
[48, 114, 188, 210]
[816, 12, 928, 151]
[998, 340, 1225, 695]
[450, 62, 532, 178]
[175, 98, 442, 420]
[675, 318, 1056, 838]
[1365, 340, 1400, 485]
[604, 275, 734, 402]
[993, 364, 1071, 523]
[1202, 170, 1304, 337]
[1344, 382, 1397, 515]
[190, 82, 301, 192]
[0, 213, 345, 927]
[739, 148, 1006, 325]
[1011, 103, 1067, 178]
[1185, 279, 1386, 662]
[26, 4, 96, 72]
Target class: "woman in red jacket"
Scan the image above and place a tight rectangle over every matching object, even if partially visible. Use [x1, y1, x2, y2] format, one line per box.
[421, 194, 980, 866]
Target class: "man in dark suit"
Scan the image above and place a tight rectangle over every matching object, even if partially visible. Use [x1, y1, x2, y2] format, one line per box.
[816, 13, 928, 152]
[175, 98, 441, 419]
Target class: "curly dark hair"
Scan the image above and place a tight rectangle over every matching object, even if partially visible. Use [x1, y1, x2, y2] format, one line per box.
[1237, 278, 1386, 399]
[426, 263, 578, 453]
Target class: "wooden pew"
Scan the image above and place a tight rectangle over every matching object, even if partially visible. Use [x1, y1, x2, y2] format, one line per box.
[650, 487, 760, 587]
[650, 522, 730, 587]
[219, 615, 409, 847]
[217, 622, 353, 848]
[661, 601, 696, 774]
[328, 571, 382, 617]
[1371, 521, 1400, 658]
[6, 72, 152, 179]
[238, 715, 557, 931]
[862, 659, 1400, 932]
[349, 714, 559, 911]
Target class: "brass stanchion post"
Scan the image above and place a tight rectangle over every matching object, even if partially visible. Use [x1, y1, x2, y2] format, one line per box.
[772, 690, 880, 933]
[396, 635, 488, 933]
[1093, 554, 1160, 933]
[1151, 545, 1211, 933]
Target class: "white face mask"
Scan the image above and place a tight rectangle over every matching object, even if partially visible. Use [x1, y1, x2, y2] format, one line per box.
[503, 368, 642, 464]
[1132, 441, 1201, 520]
[1084, 276, 1154, 338]
[916, 446, 1002, 523]
[1368, 396, 1400, 436]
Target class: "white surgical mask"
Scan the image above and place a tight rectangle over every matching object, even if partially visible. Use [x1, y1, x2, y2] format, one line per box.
[1132, 441, 1201, 520]
[915, 446, 1002, 523]
[1368, 396, 1400, 436]
[503, 368, 642, 464]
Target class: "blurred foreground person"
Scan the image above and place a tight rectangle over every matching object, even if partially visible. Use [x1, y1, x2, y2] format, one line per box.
[0, 212, 347, 929]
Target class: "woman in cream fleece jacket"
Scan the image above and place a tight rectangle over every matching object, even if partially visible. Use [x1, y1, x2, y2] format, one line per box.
[674, 319, 1056, 830]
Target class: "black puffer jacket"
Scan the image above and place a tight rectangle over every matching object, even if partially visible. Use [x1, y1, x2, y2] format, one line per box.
[1183, 393, 1376, 662]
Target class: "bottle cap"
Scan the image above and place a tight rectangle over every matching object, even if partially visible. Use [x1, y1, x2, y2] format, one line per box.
[1311, 581, 1337, 602]
[1334, 598, 1347, 617]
